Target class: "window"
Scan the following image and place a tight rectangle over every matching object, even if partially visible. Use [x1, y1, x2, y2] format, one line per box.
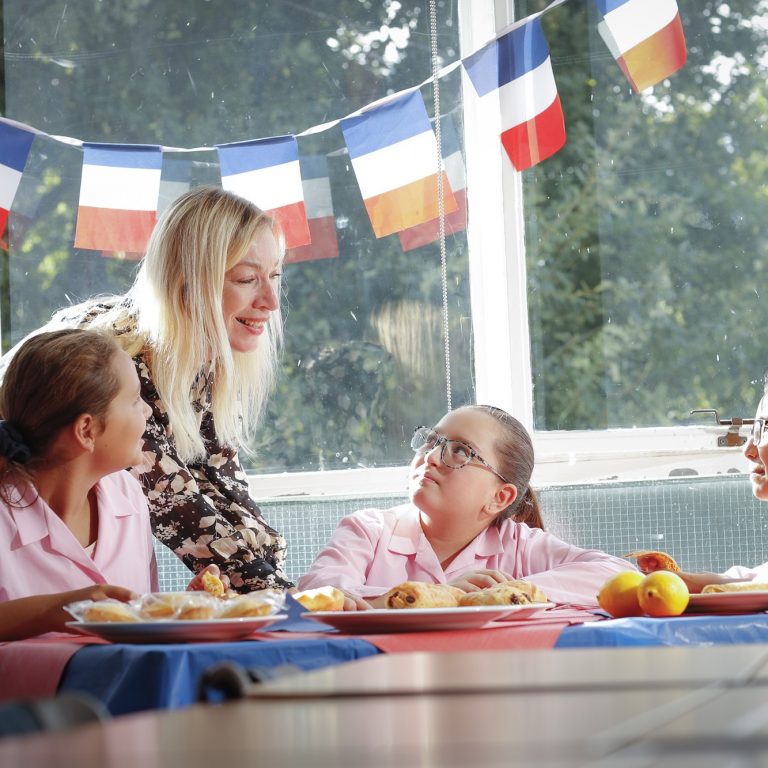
[1, 0, 760, 496]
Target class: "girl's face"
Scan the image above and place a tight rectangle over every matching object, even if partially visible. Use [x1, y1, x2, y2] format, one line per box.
[222, 228, 281, 354]
[94, 350, 151, 472]
[744, 395, 768, 501]
[409, 408, 513, 525]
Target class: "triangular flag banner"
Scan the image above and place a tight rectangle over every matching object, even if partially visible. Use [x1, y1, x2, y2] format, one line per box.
[285, 155, 339, 264]
[217, 136, 310, 249]
[463, 18, 566, 171]
[341, 90, 457, 239]
[398, 117, 468, 252]
[0, 120, 36, 244]
[74, 144, 162, 253]
[594, 0, 686, 93]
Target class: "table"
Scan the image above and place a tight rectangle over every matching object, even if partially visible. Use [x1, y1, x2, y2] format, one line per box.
[243, 643, 768, 699]
[556, 612, 768, 648]
[0, 675, 755, 767]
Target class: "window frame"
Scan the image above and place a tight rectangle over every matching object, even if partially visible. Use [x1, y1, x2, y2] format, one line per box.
[251, 0, 750, 500]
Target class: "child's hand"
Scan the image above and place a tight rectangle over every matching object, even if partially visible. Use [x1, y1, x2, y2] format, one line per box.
[186, 564, 230, 593]
[448, 569, 511, 592]
[677, 571, 739, 594]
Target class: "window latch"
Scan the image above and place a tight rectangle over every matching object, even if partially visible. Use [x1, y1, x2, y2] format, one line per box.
[690, 409, 753, 447]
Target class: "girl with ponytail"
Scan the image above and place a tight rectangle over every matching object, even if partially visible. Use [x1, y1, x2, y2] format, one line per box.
[300, 405, 631, 608]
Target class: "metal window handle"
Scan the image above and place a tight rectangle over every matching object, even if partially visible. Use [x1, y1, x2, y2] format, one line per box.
[689, 409, 753, 447]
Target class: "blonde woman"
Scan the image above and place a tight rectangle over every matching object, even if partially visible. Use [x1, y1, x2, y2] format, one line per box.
[3, 187, 290, 592]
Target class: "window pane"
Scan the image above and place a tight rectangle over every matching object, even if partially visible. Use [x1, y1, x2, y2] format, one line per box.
[525, 0, 768, 430]
[2, 0, 473, 472]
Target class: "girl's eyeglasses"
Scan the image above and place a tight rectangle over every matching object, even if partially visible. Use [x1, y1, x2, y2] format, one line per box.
[410, 426, 511, 484]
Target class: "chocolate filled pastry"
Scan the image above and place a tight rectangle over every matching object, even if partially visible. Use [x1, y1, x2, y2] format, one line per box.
[458, 579, 550, 607]
[701, 582, 768, 593]
[384, 581, 464, 609]
[497, 579, 549, 603]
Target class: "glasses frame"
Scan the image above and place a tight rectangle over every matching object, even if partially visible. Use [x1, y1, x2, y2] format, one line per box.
[411, 426, 512, 484]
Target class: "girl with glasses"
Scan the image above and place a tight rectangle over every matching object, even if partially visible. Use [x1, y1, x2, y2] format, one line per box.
[673, 398, 768, 592]
[298, 404, 632, 609]
[0, 330, 224, 641]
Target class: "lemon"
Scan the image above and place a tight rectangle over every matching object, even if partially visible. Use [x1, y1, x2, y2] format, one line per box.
[637, 571, 689, 617]
[597, 571, 645, 618]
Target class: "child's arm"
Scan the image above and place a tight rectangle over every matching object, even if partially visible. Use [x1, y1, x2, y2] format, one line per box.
[0, 585, 137, 642]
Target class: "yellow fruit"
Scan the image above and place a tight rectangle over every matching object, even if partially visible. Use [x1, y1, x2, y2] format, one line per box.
[597, 571, 645, 618]
[637, 571, 690, 617]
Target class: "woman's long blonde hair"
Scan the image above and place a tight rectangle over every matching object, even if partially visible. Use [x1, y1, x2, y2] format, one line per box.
[63, 186, 284, 462]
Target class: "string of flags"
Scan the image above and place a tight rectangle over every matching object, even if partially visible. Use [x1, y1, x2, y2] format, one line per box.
[0, 0, 686, 260]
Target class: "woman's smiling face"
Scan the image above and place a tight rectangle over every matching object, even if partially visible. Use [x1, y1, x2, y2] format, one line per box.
[221, 228, 281, 354]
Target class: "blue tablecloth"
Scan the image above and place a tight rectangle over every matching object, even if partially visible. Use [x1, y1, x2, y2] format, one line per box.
[59, 635, 378, 715]
[555, 612, 768, 648]
[59, 595, 377, 715]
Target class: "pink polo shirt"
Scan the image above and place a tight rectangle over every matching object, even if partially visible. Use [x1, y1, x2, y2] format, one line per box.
[0, 470, 158, 601]
[298, 504, 634, 606]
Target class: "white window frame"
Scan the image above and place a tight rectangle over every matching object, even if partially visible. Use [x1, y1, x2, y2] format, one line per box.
[250, 0, 749, 501]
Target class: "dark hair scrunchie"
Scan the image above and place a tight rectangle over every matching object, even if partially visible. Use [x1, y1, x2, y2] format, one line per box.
[0, 421, 32, 464]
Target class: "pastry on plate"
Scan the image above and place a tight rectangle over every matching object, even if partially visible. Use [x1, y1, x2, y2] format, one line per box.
[293, 586, 346, 612]
[624, 550, 681, 574]
[218, 594, 279, 618]
[701, 582, 768, 593]
[384, 581, 464, 609]
[201, 570, 225, 598]
[82, 601, 139, 623]
[459, 580, 549, 607]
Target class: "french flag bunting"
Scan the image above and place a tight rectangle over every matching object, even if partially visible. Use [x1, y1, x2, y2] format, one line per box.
[399, 117, 467, 252]
[0, 120, 36, 242]
[217, 136, 310, 249]
[285, 155, 339, 264]
[341, 90, 457, 239]
[594, 0, 687, 93]
[74, 144, 162, 253]
[463, 18, 566, 171]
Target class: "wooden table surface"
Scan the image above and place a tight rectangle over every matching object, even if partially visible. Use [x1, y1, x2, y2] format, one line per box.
[246, 642, 768, 698]
[4, 643, 768, 767]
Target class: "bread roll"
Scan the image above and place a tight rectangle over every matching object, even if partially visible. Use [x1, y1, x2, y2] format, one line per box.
[293, 586, 346, 612]
[384, 582, 464, 609]
[497, 579, 549, 603]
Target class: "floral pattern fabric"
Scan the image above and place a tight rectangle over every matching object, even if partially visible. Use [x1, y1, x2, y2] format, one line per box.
[53, 302, 292, 592]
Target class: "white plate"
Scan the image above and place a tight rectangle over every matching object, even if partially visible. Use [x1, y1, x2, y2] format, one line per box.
[686, 591, 768, 614]
[66, 614, 287, 643]
[301, 603, 555, 633]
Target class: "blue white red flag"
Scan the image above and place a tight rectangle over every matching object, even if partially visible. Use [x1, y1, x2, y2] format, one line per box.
[0, 119, 36, 244]
[341, 90, 457, 239]
[74, 143, 162, 253]
[285, 155, 339, 263]
[594, 0, 686, 93]
[463, 18, 565, 171]
[217, 136, 310, 249]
